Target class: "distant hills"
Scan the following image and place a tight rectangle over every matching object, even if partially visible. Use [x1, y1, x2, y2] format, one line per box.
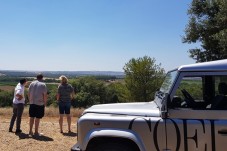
[0, 70, 125, 79]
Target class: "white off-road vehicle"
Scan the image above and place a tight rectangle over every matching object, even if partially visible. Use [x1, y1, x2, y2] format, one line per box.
[72, 59, 227, 151]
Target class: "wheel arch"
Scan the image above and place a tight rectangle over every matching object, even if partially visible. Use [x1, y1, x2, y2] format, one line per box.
[80, 128, 145, 151]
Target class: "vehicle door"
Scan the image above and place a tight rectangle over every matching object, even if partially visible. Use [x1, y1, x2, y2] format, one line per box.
[166, 72, 227, 151]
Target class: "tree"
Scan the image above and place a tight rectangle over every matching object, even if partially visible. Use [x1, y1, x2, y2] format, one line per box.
[123, 56, 165, 102]
[183, 0, 227, 62]
[106, 82, 129, 103]
[46, 84, 58, 107]
[71, 77, 109, 108]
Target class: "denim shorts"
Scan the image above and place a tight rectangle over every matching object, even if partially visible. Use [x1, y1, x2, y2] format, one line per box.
[59, 101, 71, 114]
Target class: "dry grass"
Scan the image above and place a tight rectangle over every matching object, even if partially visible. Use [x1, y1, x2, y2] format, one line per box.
[0, 107, 85, 151]
[0, 106, 84, 117]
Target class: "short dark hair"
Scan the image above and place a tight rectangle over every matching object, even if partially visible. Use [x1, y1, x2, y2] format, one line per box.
[20, 78, 27, 85]
[37, 73, 43, 80]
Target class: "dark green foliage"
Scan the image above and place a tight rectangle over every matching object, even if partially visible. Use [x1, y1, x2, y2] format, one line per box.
[0, 90, 14, 107]
[73, 92, 100, 108]
[0, 77, 19, 86]
[70, 77, 128, 108]
[123, 56, 165, 102]
[183, 0, 227, 62]
[46, 84, 58, 107]
[92, 75, 117, 81]
[44, 78, 59, 83]
[107, 82, 129, 103]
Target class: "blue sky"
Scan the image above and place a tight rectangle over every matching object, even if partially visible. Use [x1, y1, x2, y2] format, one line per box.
[0, 0, 195, 72]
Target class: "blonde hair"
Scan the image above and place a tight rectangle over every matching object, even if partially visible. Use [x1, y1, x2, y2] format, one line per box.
[59, 75, 68, 84]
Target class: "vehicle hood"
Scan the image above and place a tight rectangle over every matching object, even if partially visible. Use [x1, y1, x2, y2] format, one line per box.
[83, 101, 160, 117]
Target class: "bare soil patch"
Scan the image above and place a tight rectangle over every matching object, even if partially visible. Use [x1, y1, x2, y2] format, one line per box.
[0, 86, 14, 91]
[0, 116, 78, 151]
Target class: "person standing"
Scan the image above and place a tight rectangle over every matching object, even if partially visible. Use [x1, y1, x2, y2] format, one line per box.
[28, 73, 47, 136]
[57, 75, 74, 133]
[9, 78, 27, 133]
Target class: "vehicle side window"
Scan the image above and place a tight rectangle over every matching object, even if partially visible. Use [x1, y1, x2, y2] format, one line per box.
[172, 76, 204, 109]
[210, 76, 227, 110]
[172, 75, 227, 110]
[176, 77, 203, 100]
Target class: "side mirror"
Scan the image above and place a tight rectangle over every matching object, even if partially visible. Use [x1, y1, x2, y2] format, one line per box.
[170, 96, 182, 108]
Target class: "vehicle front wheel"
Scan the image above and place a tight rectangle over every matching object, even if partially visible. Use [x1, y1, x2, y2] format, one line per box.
[86, 141, 139, 151]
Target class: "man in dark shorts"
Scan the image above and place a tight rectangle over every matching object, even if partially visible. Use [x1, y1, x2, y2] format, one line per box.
[28, 73, 47, 136]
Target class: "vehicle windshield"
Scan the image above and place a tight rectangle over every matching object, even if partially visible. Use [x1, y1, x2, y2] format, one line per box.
[159, 70, 178, 94]
[154, 70, 178, 110]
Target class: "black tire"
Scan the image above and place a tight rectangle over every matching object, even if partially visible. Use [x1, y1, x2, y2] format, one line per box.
[87, 141, 138, 151]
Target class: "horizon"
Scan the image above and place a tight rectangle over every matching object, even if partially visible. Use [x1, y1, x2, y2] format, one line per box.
[0, 70, 126, 78]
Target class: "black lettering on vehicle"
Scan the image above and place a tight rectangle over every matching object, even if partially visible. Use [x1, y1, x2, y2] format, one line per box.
[168, 119, 181, 151]
[210, 120, 216, 151]
[128, 118, 222, 151]
[128, 117, 152, 132]
[183, 120, 198, 151]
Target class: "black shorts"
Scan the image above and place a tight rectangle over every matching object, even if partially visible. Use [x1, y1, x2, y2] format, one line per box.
[29, 104, 45, 118]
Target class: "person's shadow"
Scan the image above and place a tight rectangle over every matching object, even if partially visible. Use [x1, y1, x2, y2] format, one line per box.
[62, 131, 77, 137]
[15, 132, 54, 141]
[15, 132, 30, 139]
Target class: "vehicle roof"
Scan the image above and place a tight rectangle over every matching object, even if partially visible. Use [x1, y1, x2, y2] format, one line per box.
[178, 59, 227, 72]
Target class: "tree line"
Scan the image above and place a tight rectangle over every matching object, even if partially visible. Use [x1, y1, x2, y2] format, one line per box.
[0, 56, 165, 108]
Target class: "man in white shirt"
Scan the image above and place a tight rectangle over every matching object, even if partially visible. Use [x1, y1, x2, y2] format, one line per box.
[9, 78, 27, 133]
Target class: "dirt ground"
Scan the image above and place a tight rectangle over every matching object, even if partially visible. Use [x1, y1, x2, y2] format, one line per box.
[0, 116, 78, 151]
